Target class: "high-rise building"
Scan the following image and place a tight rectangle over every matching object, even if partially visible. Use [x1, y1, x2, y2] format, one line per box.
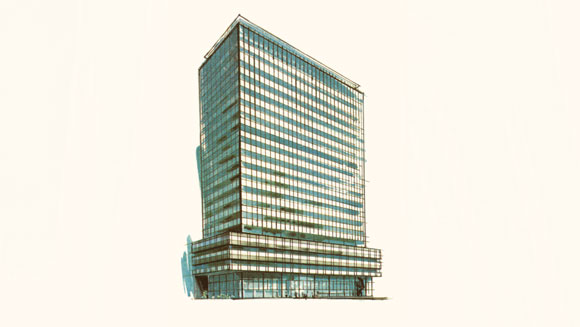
[189, 15, 382, 299]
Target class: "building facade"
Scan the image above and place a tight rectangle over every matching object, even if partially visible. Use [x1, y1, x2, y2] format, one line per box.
[190, 16, 382, 299]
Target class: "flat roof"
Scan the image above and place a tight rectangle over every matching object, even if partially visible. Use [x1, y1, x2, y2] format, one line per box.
[203, 15, 361, 90]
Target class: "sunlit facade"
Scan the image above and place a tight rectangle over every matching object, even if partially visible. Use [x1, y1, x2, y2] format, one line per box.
[191, 15, 382, 299]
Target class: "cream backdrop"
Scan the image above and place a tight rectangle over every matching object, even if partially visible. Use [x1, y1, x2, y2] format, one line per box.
[1, 0, 579, 326]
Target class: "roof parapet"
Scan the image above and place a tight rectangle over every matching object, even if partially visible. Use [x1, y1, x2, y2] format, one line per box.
[203, 15, 360, 90]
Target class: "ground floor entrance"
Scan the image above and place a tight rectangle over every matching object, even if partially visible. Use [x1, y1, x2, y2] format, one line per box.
[195, 272, 373, 299]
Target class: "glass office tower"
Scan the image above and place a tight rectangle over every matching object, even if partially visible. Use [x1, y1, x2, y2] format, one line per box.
[190, 15, 382, 299]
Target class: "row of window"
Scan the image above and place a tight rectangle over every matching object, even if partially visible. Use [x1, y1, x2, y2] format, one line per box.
[239, 44, 360, 115]
[241, 208, 363, 234]
[192, 259, 379, 276]
[240, 162, 364, 226]
[193, 247, 380, 269]
[239, 60, 358, 129]
[201, 272, 373, 299]
[241, 104, 360, 161]
[240, 214, 364, 241]
[191, 232, 380, 259]
[239, 96, 362, 153]
[238, 24, 362, 103]
[240, 83, 362, 151]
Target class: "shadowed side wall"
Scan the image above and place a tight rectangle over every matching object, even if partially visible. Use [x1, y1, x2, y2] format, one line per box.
[199, 26, 241, 238]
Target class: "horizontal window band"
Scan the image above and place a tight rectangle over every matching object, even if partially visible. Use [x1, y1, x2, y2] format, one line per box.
[194, 252, 379, 269]
[200, 83, 238, 112]
[245, 213, 362, 237]
[191, 232, 380, 258]
[200, 158, 239, 183]
[241, 162, 328, 189]
[239, 62, 358, 122]
[241, 118, 362, 167]
[242, 187, 360, 216]
[239, 27, 361, 101]
[201, 171, 238, 189]
[239, 46, 360, 113]
[242, 173, 363, 208]
[201, 104, 239, 134]
[205, 187, 239, 206]
[201, 120, 239, 140]
[241, 148, 343, 184]
[204, 216, 241, 231]
[242, 211, 363, 236]
[204, 224, 242, 239]
[242, 227, 362, 247]
[239, 146, 363, 191]
[241, 136, 354, 178]
[204, 174, 239, 194]
[243, 109, 360, 159]
[192, 259, 378, 275]
[239, 70, 357, 131]
[241, 124, 359, 169]
[232, 246, 377, 263]
[241, 199, 362, 227]
[201, 169, 239, 192]
[240, 98, 360, 151]
[200, 84, 238, 112]
[239, 90, 360, 142]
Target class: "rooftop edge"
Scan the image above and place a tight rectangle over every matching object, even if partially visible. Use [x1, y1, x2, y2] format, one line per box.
[203, 15, 361, 90]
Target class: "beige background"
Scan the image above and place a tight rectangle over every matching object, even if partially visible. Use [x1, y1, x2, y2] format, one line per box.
[1, 0, 579, 326]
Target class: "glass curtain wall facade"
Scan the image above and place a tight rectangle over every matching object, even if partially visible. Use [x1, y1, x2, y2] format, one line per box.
[193, 16, 381, 299]
[199, 27, 241, 238]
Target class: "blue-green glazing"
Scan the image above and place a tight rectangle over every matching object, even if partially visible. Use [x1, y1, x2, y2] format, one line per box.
[190, 17, 381, 299]
[237, 23, 366, 246]
[199, 26, 241, 238]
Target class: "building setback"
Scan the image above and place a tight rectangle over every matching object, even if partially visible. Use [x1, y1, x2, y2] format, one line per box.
[190, 15, 382, 299]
